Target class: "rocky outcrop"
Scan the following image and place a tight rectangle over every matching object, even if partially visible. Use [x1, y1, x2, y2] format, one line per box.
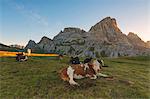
[25, 40, 43, 53]
[127, 32, 146, 48]
[37, 36, 55, 52]
[89, 17, 130, 45]
[52, 27, 88, 55]
[25, 17, 150, 57]
[89, 17, 121, 34]
[63, 27, 86, 33]
[146, 41, 150, 48]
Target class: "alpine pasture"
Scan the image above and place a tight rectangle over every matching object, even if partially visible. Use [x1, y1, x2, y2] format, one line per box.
[0, 56, 150, 98]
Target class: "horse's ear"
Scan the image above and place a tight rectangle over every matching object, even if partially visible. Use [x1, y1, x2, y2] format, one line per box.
[97, 59, 100, 63]
[97, 59, 103, 64]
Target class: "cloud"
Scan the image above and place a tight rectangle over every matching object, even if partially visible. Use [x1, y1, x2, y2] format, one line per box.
[8, 1, 49, 27]
[28, 10, 49, 26]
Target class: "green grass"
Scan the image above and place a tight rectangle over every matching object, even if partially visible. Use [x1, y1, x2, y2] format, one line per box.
[0, 56, 150, 99]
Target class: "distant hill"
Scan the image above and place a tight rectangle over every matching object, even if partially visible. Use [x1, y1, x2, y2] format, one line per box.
[10, 44, 24, 49]
[0, 43, 23, 52]
[25, 17, 150, 57]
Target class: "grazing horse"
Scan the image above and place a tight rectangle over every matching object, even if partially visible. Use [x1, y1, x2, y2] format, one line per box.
[59, 58, 108, 85]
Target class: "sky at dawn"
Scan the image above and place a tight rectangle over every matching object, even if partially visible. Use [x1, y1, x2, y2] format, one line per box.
[0, 0, 150, 46]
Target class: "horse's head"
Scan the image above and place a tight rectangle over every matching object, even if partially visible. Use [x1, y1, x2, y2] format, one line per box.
[97, 59, 104, 66]
[69, 57, 80, 64]
[84, 58, 102, 74]
[92, 59, 102, 73]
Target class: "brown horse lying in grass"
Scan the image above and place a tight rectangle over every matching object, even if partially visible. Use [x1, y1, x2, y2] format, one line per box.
[16, 53, 28, 62]
[60, 58, 109, 85]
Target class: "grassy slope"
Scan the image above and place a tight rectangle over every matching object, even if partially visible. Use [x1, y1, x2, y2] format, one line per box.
[0, 56, 150, 99]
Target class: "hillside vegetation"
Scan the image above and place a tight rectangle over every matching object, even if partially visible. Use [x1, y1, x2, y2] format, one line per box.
[0, 56, 150, 98]
[0, 43, 22, 52]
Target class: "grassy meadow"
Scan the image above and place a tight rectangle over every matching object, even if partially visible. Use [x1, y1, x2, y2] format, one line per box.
[0, 56, 150, 99]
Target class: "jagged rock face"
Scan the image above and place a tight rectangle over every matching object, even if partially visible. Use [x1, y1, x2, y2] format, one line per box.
[89, 17, 131, 45]
[89, 17, 121, 34]
[53, 27, 88, 55]
[38, 36, 52, 44]
[25, 17, 150, 57]
[25, 40, 42, 53]
[146, 41, 150, 48]
[25, 40, 37, 49]
[127, 32, 146, 48]
[38, 36, 55, 52]
[53, 27, 87, 44]
[63, 27, 86, 33]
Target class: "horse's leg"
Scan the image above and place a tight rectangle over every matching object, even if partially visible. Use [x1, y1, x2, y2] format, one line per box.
[96, 73, 108, 77]
[90, 75, 97, 79]
[67, 66, 79, 85]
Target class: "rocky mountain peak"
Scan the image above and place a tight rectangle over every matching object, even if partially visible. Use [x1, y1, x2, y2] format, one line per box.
[24, 40, 42, 52]
[89, 17, 121, 33]
[41, 36, 52, 41]
[127, 32, 145, 43]
[37, 36, 54, 52]
[127, 32, 141, 40]
[27, 40, 37, 45]
[38, 36, 52, 44]
[62, 27, 86, 33]
[127, 32, 146, 48]
[100, 17, 117, 26]
[88, 17, 127, 43]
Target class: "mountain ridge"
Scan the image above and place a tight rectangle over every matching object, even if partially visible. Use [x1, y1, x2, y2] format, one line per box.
[25, 17, 150, 57]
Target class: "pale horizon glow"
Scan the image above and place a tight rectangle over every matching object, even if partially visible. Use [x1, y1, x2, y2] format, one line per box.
[1, 0, 150, 46]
